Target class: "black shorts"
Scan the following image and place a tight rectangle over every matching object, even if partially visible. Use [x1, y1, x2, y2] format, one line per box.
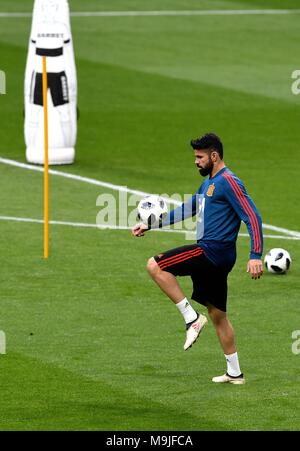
[153, 244, 230, 312]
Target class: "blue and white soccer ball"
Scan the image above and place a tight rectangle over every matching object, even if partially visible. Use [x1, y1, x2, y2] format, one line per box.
[137, 195, 168, 228]
[264, 248, 292, 274]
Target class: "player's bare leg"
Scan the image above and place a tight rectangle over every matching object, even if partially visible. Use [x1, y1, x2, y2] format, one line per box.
[207, 304, 236, 355]
[147, 257, 207, 350]
[147, 257, 185, 303]
[207, 303, 245, 384]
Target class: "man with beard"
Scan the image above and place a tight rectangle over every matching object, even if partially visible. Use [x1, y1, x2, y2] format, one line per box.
[132, 133, 263, 384]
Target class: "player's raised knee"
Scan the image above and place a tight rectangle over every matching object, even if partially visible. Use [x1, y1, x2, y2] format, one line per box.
[147, 257, 159, 275]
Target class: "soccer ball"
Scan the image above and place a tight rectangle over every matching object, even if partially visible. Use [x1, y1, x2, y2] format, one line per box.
[264, 248, 292, 274]
[137, 195, 168, 228]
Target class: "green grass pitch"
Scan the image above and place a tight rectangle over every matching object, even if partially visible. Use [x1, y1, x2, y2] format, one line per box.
[0, 0, 300, 431]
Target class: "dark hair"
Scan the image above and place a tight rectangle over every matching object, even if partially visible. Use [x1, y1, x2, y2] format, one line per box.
[190, 133, 223, 159]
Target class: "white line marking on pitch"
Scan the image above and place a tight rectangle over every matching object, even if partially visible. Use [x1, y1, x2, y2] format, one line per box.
[0, 156, 182, 206]
[1, 156, 299, 238]
[0, 216, 299, 240]
[0, 215, 189, 235]
[0, 10, 300, 18]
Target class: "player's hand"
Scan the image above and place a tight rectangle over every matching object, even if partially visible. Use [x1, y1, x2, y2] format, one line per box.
[131, 223, 149, 237]
[247, 259, 263, 279]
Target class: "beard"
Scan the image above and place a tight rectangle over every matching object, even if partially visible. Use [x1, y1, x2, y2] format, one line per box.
[198, 158, 214, 177]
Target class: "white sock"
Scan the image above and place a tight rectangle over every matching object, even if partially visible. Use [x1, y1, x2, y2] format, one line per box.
[225, 352, 242, 377]
[176, 298, 198, 324]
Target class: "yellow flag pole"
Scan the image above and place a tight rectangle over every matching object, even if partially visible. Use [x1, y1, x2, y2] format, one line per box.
[42, 56, 49, 259]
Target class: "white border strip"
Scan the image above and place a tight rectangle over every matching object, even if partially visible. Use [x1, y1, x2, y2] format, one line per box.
[0, 9, 300, 18]
[1, 156, 299, 238]
[0, 215, 299, 240]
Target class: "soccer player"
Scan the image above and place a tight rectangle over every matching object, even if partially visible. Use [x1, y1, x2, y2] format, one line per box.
[132, 133, 263, 385]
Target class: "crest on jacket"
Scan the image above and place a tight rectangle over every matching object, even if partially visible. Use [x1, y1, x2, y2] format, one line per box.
[206, 183, 215, 197]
